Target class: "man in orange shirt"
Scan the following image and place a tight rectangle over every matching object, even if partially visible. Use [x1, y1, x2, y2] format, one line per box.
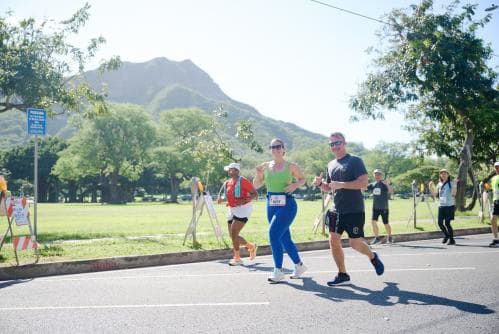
[218, 163, 259, 265]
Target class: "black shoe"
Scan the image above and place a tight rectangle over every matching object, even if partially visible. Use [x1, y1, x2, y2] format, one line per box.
[489, 239, 499, 248]
[447, 239, 456, 245]
[442, 237, 449, 244]
[370, 252, 385, 276]
[327, 272, 351, 286]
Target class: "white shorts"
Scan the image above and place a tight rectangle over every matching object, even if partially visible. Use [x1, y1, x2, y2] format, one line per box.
[227, 203, 253, 221]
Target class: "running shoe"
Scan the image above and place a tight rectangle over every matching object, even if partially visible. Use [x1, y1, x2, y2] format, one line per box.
[388, 236, 394, 245]
[268, 268, 285, 283]
[290, 262, 307, 279]
[229, 258, 243, 266]
[370, 237, 381, 245]
[489, 239, 499, 248]
[248, 243, 258, 260]
[371, 252, 384, 276]
[442, 237, 449, 244]
[447, 239, 456, 245]
[327, 272, 351, 286]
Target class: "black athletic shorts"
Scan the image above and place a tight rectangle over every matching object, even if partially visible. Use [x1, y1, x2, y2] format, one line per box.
[438, 205, 455, 221]
[493, 200, 499, 216]
[227, 215, 248, 224]
[327, 211, 365, 238]
[372, 209, 389, 224]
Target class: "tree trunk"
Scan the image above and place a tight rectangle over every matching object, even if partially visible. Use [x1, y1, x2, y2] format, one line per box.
[464, 167, 477, 211]
[109, 171, 121, 204]
[170, 175, 180, 203]
[456, 133, 474, 211]
[67, 181, 78, 203]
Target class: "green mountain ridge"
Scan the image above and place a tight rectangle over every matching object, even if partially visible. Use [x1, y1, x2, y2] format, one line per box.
[0, 57, 326, 149]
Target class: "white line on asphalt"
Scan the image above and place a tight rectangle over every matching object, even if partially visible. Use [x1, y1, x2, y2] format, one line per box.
[25, 266, 474, 283]
[304, 250, 499, 259]
[0, 301, 270, 311]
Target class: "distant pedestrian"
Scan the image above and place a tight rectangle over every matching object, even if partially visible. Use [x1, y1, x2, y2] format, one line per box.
[488, 161, 499, 247]
[366, 169, 394, 245]
[429, 169, 457, 245]
[313, 132, 384, 286]
[217, 162, 258, 265]
[253, 138, 307, 283]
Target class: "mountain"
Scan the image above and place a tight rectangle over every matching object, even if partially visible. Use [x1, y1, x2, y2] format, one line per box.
[0, 57, 326, 150]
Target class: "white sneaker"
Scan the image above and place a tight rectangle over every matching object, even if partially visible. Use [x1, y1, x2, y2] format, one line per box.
[290, 262, 307, 279]
[268, 268, 285, 283]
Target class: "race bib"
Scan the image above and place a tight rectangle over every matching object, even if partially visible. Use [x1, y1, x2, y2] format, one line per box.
[269, 194, 286, 206]
[373, 188, 381, 196]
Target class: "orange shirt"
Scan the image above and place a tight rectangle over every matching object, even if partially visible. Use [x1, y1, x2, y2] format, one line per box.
[224, 177, 255, 207]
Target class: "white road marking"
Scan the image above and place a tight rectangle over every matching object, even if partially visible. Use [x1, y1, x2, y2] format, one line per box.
[304, 250, 499, 259]
[0, 301, 270, 311]
[15, 266, 475, 283]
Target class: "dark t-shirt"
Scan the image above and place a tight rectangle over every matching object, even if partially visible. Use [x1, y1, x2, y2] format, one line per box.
[326, 154, 367, 214]
[367, 181, 389, 210]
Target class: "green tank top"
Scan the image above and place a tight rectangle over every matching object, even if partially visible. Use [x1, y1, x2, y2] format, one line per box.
[264, 162, 293, 192]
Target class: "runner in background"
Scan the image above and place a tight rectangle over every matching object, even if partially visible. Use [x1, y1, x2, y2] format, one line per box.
[366, 169, 394, 245]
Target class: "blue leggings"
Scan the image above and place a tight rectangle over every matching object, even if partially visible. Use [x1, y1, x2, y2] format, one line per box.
[266, 194, 301, 268]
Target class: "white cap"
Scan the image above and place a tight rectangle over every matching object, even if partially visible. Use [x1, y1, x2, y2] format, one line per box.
[224, 162, 240, 171]
[494, 161, 499, 167]
[373, 169, 382, 174]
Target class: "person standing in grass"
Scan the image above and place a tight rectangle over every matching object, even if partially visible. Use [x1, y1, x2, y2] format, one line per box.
[429, 169, 457, 245]
[253, 138, 307, 283]
[366, 169, 394, 245]
[217, 162, 259, 266]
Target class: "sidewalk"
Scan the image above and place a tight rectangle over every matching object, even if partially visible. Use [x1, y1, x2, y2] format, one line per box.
[0, 227, 491, 281]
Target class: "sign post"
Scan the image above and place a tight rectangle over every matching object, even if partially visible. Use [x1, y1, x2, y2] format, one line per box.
[27, 108, 46, 239]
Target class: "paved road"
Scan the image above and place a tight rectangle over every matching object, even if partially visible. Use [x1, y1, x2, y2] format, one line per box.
[1, 234, 498, 333]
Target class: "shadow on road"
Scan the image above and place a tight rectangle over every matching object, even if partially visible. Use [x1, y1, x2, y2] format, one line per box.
[0, 278, 33, 290]
[285, 279, 494, 315]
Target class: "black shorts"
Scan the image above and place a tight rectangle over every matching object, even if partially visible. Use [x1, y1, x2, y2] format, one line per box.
[327, 211, 365, 238]
[372, 209, 389, 224]
[227, 216, 248, 224]
[493, 200, 499, 216]
[438, 205, 455, 221]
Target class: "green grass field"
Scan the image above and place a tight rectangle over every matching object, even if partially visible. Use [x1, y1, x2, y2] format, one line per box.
[0, 198, 489, 266]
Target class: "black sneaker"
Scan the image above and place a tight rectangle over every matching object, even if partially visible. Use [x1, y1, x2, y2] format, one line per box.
[327, 273, 351, 286]
[489, 240, 499, 248]
[447, 239, 456, 245]
[371, 252, 384, 276]
[442, 237, 449, 244]
[370, 237, 381, 245]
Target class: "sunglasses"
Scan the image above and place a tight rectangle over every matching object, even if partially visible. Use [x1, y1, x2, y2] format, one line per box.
[269, 144, 283, 150]
[329, 141, 344, 147]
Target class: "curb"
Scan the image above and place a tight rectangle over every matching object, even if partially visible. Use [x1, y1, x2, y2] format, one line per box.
[0, 227, 491, 281]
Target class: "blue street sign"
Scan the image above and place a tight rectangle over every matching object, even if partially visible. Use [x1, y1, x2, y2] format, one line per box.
[27, 108, 46, 135]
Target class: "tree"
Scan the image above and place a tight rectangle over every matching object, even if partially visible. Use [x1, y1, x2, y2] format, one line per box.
[53, 104, 156, 203]
[0, 136, 67, 201]
[0, 3, 120, 114]
[362, 142, 419, 180]
[350, 0, 499, 211]
[156, 107, 263, 198]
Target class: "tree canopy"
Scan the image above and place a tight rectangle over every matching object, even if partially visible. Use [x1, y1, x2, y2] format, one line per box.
[0, 3, 120, 115]
[350, 0, 499, 210]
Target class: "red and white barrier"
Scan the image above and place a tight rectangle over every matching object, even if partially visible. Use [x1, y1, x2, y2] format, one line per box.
[13, 236, 38, 250]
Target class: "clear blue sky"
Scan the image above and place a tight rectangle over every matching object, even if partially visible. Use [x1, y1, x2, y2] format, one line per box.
[2, 0, 498, 148]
